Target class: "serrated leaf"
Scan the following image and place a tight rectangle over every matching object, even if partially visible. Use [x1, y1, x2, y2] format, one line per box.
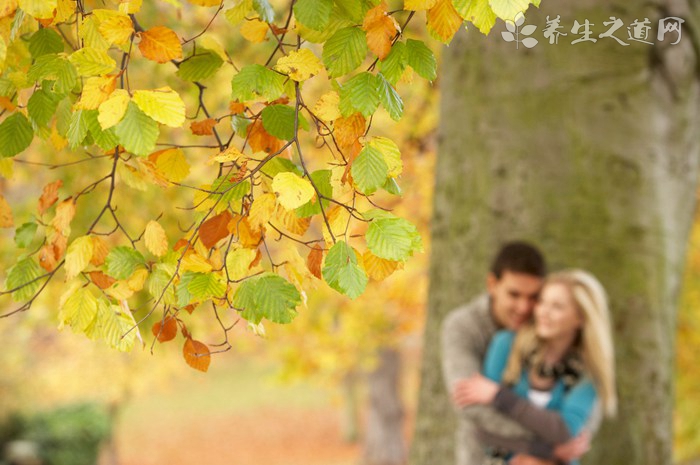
[150, 148, 190, 183]
[133, 87, 186, 128]
[376, 73, 403, 120]
[69, 47, 116, 76]
[105, 246, 145, 280]
[67, 109, 90, 149]
[322, 27, 368, 78]
[145, 221, 168, 257]
[114, 102, 159, 156]
[260, 157, 302, 178]
[230, 64, 285, 102]
[261, 104, 309, 140]
[351, 144, 388, 194]
[28, 54, 78, 95]
[274, 48, 323, 82]
[75, 75, 117, 110]
[59, 287, 98, 332]
[225, 247, 257, 281]
[406, 39, 437, 80]
[80, 15, 110, 51]
[234, 273, 300, 324]
[489, 0, 534, 21]
[339, 72, 379, 118]
[188, 272, 227, 300]
[368, 136, 402, 177]
[312, 91, 341, 121]
[139, 26, 183, 63]
[29, 28, 63, 58]
[91, 300, 137, 351]
[199, 210, 233, 248]
[177, 48, 223, 81]
[454, 0, 497, 34]
[5, 257, 42, 301]
[148, 265, 177, 305]
[272, 172, 315, 210]
[94, 9, 134, 45]
[253, 0, 275, 22]
[240, 19, 269, 43]
[293, 0, 332, 31]
[362, 2, 397, 60]
[98, 88, 130, 129]
[0, 113, 33, 158]
[427, 0, 463, 44]
[15, 222, 37, 248]
[84, 110, 119, 151]
[225, 0, 253, 25]
[296, 6, 353, 43]
[18, 0, 56, 19]
[365, 210, 422, 260]
[65, 236, 94, 280]
[322, 241, 367, 299]
[379, 41, 407, 86]
[295, 170, 332, 218]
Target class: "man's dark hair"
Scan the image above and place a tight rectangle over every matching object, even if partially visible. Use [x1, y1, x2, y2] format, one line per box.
[490, 241, 546, 279]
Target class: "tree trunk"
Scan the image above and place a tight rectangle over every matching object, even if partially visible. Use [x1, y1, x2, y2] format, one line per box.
[341, 370, 360, 443]
[410, 1, 700, 465]
[363, 348, 407, 465]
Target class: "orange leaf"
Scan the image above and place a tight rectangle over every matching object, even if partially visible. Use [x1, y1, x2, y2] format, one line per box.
[90, 236, 110, 266]
[0, 96, 16, 112]
[362, 250, 401, 280]
[250, 248, 263, 269]
[174, 238, 190, 251]
[38, 245, 58, 272]
[247, 119, 282, 154]
[427, 0, 463, 43]
[90, 271, 116, 289]
[190, 118, 217, 135]
[183, 304, 196, 314]
[38, 180, 63, 215]
[362, 2, 398, 60]
[334, 113, 366, 149]
[152, 316, 178, 342]
[307, 246, 324, 279]
[49, 233, 68, 261]
[51, 198, 76, 235]
[228, 215, 262, 248]
[183, 338, 211, 372]
[229, 101, 246, 114]
[138, 26, 183, 63]
[200, 210, 233, 249]
[273, 206, 311, 236]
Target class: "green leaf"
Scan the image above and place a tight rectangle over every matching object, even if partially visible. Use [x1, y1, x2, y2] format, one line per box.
[15, 222, 38, 248]
[114, 102, 159, 156]
[59, 287, 98, 332]
[0, 113, 34, 158]
[68, 47, 116, 76]
[27, 89, 60, 127]
[176, 48, 224, 81]
[376, 73, 403, 121]
[188, 272, 227, 300]
[261, 104, 309, 140]
[90, 300, 137, 352]
[148, 263, 177, 306]
[105, 246, 146, 280]
[5, 257, 43, 302]
[210, 176, 251, 210]
[295, 169, 332, 218]
[322, 27, 367, 78]
[231, 64, 286, 102]
[234, 273, 301, 324]
[231, 115, 251, 134]
[406, 39, 437, 81]
[29, 28, 64, 58]
[252, 0, 275, 22]
[260, 157, 303, 178]
[365, 210, 423, 261]
[27, 54, 78, 95]
[296, 6, 353, 43]
[67, 109, 90, 149]
[84, 110, 119, 151]
[379, 41, 407, 86]
[294, 0, 333, 31]
[382, 177, 402, 196]
[488, 0, 534, 21]
[322, 241, 367, 299]
[339, 72, 380, 118]
[334, 0, 367, 22]
[351, 144, 388, 194]
[454, 0, 497, 34]
[177, 271, 197, 307]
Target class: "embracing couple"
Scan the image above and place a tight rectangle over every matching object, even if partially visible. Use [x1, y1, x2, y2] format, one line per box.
[441, 242, 616, 465]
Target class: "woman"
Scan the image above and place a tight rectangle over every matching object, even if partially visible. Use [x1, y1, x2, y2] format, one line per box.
[459, 269, 617, 464]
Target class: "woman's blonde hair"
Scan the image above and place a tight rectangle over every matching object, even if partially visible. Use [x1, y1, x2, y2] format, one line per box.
[502, 269, 617, 417]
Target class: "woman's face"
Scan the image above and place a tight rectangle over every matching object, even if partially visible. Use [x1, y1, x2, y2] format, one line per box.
[535, 282, 584, 342]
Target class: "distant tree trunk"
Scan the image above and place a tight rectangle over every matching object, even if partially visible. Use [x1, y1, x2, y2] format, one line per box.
[410, 1, 700, 465]
[363, 348, 407, 465]
[341, 370, 360, 443]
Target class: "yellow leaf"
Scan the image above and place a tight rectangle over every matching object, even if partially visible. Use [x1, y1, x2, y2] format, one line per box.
[65, 236, 94, 280]
[198, 36, 228, 61]
[0, 36, 6, 72]
[248, 192, 276, 231]
[181, 253, 213, 273]
[207, 146, 242, 165]
[489, 0, 533, 22]
[188, 0, 220, 5]
[427, 0, 463, 44]
[240, 18, 268, 43]
[0, 193, 13, 228]
[80, 15, 111, 51]
[94, 9, 134, 45]
[274, 49, 323, 82]
[118, 0, 142, 14]
[0, 159, 13, 179]
[273, 206, 311, 236]
[75, 75, 117, 110]
[98, 88, 130, 129]
[321, 205, 350, 246]
[362, 2, 398, 60]
[313, 91, 341, 122]
[0, 0, 18, 19]
[225, 246, 257, 281]
[225, 0, 253, 25]
[58, 286, 98, 331]
[145, 220, 168, 257]
[51, 198, 75, 236]
[133, 87, 186, 128]
[105, 280, 135, 299]
[455, 0, 497, 34]
[50, 124, 68, 151]
[362, 250, 400, 280]
[55, 0, 75, 23]
[139, 26, 183, 63]
[127, 268, 148, 291]
[404, 0, 437, 10]
[18, 0, 56, 19]
[368, 137, 402, 177]
[150, 148, 190, 183]
[272, 172, 315, 210]
[69, 47, 116, 76]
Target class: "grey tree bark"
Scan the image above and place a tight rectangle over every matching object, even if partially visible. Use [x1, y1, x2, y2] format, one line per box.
[410, 1, 700, 465]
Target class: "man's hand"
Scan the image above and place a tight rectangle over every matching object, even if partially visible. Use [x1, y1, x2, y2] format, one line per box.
[451, 373, 499, 407]
[553, 430, 591, 462]
[510, 454, 556, 465]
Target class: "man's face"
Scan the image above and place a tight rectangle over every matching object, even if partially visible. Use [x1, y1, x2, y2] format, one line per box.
[487, 270, 543, 330]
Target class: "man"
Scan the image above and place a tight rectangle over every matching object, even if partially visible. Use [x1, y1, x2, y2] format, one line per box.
[441, 242, 590, 465]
